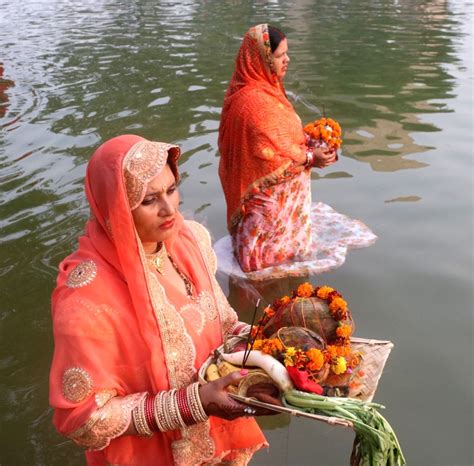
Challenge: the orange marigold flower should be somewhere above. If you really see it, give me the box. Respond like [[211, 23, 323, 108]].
[[260, 339, 280, 355], [336, 345, 352, 357], [280, 295, 291, 305], [316, 285, 334, 300], [296, 282, 313, 298], [336, 324, 352, 339], [326, 345, 338, 358], [273, 339, 284, 352], [329, 296, 348, 312], [252, 339, 264, 350], [306, 348, 324, 371]]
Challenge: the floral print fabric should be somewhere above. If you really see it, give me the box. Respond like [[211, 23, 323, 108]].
[[215, 181, 377, 281], [233, 171, 312, 272]]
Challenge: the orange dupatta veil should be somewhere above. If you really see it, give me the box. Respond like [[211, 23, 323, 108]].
[[218, 24, 308, 232], [49, 135, 265, 465]]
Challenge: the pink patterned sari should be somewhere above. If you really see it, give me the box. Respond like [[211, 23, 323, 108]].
[[233, 171, 312, 272]]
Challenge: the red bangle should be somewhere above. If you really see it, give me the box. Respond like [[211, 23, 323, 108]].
[[145, 394, 158, 432], [176, 388, 194, 425]]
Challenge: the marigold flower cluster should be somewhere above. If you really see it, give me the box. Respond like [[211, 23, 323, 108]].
[[327, 344, 361, 371], [284, 346, 325, 373], [336, 324, 352, 339], [250, 283, 359, 379], [252, 338, 284, 355], [296, 283, 313, 298], [304, 117, 343, 150]]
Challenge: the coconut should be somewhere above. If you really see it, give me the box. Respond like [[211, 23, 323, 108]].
[[263, 296, 351, 343]]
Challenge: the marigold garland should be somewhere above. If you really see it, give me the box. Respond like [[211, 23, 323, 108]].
[[251, 282, 361, 380], [253, 337, 326, 375], [304, 117, 343, 150]]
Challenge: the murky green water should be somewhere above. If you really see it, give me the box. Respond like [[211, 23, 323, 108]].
[[1, 1, 472, 464]]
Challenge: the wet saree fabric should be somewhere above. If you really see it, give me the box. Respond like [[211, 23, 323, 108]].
[[215, 201, 378, 281], [49, 135, 266, 465]]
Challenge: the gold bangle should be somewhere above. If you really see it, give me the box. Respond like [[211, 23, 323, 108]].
[[163, 390, 176, 431], [170, 390, 187, 429], [154, 389, 184, 432], [187, 383, 208, 423], [153, 391, 168, 431]]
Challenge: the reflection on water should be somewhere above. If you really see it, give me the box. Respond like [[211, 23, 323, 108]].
[[346, 118, 431, 172], [0, 63, 15, 120], [385, 195, 422, 204], [0, 0, 472, 464]]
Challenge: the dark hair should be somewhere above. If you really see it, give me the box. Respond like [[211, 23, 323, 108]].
[[268, 26, 286, 53]]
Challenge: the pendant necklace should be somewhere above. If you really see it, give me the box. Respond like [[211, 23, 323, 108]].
[[146, 243, 167, 275]]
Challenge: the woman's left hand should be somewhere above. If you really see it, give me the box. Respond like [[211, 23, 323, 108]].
[[199, 372, 278, 419], [312, 146, 338, 168]]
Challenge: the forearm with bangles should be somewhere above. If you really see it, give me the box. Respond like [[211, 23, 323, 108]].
[[230, 321, 251, 336], [305, 149, 314, 168], [132, 382, 208, 436]]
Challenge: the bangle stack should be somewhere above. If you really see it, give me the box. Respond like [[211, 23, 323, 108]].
[[132, 395, 154, 437], [230, 321, 250, 336], [132, 383, 208, 436], [305, 149, 314, 168]]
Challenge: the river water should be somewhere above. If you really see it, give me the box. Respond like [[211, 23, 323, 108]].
[[0, 1, 472, 465]]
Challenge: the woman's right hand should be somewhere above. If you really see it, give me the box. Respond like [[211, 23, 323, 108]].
[[199, 372, 276, 420]]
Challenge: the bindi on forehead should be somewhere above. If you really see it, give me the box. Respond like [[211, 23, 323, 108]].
[[145, 167, 176, 194]]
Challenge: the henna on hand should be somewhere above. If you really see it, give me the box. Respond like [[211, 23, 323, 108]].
[[205, 401, 248, 420]]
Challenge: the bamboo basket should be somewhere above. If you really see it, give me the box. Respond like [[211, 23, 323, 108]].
[[348, 337, 393, 402], [198, 336, 393, 424]]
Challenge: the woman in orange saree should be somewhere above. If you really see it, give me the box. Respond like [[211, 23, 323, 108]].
[[218, 25, 376, 281], [49, 135, 267, 465]]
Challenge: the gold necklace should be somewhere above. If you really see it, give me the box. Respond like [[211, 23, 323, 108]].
[[146, 243, 167, 275], [168, 254, 194, 299]]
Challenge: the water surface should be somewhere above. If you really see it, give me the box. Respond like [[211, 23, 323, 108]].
[[0, 1, 472, 464]]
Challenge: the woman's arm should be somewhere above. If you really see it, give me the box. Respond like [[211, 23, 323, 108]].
[[288, 146, 338, 175], [306, 145, 338, 169], [71, 372, 268, 448]]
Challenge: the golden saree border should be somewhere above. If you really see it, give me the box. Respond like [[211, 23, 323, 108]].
[[139, 231, 215, 464], [68, 392, 145, 450], [186, 221, 238, 337]]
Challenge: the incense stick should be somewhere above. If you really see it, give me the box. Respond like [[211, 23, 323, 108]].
[[241, 298, 260, 369]]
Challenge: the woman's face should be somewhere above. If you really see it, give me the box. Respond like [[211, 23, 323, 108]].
[[272, 38, 290, 78], [131, 164, 180, 250]]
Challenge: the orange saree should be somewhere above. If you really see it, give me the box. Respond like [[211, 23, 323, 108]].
[[218, 24, 309, 233], [49, 135, 266, 465]]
